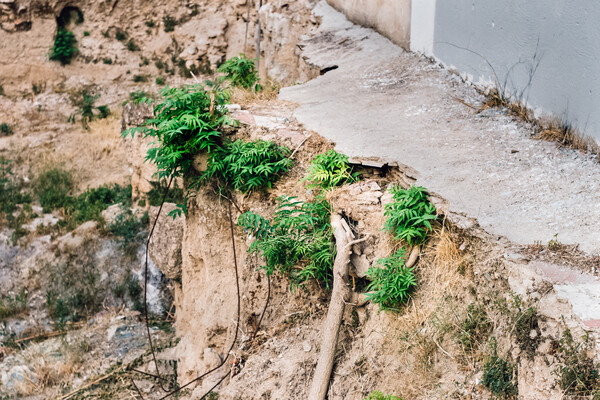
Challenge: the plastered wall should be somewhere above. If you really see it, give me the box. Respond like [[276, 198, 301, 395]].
[[325, 0, 411, 49]]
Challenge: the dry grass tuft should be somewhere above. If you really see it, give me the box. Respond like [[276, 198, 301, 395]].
[[230, 78, 281, 105]]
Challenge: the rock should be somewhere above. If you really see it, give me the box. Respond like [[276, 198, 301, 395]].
[[148, 203, 184, 281], [101, 204, 123, 226], [350, 254, 370, 278], [302, 341, 312, 352], [203, 347, 222, 370], [120, 102, 153, 131], [55, 221, 98, 252]]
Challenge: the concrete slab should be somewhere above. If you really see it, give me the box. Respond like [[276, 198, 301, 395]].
[[281, 1, 600, 255]]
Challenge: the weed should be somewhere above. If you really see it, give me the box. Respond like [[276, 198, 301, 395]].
[[156, 76, 166, 85], [109, 207, 148, 257], [32, 82, 45, 94], [364, 391, 402, 400], [365, 249, 417, 311], [115, 29, 128, 41], [513, 306, 541, 358], [145, 20, 155, 28], [555, 327, 600, 397], [459, 303, 492, 352], [147, 179, 184, 206], [122, 83, 232, 216], [83, 30, 90, 36], [383, 185, 437, 246], [0, 158, 31, 226], [239, 196, 335, 288], [102, 57, 112, 64], [114, 273, 143, 310], [133, 74, 147, 82], [163, 15, 177, 32], [34, 168, 74, 211], [127, 39, 140, 52], [303, 150, 359, 190], [0, 289, 28, 321], [0, 122, 13, 136], [218, 54, 261, 90], [129, 90, 151, 102], [49, 28, 78, 65], [65, 184, 132, 226], [97, 105, 110, 119], [482, 351, 518, 398], [200, 139, 292, 193]]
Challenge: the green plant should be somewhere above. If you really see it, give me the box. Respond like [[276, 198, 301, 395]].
[[115, 29, 128, 41], [0, 122, 13, 136], [129, 90, 151, 102], [482, 348, 518, 398], [0, 158, 31, 217], [303, 150, 359, 190], [122, 83, 233, 217], [239, 196, 335, 288], [109, 208, 149, 255], [34, 168, 74, 211], [459, 303, 492, 352], [365, 249, 416, 311], [555, 328, 600, 397], [147, 179, 184, 206], [127, 39, 140, 52], [102, 57, 112, 65], [383, 185, 437, 246], [163, 15, 177, 32], [32, 82, 45, 94], [0, 289, 28, 321], [50, 28, 78, 65], [156, 76, 166, 85], [83, 30, 90, 36], [133, 74, 147, 82], [145, 20, 155, 28], [97, 105, 110, 119], [218, 54, 261, 90], [65, 184, 132, 226], [364, 391, 402, 400], [200, 139, 292, 193]]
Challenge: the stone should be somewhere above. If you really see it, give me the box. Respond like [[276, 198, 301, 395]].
[[350, 254, 370, 278], [148, 203, 185, 281]]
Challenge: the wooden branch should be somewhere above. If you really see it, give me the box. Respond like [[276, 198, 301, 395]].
[[309, 214, 354, 400], [289, 134, 312, 160]]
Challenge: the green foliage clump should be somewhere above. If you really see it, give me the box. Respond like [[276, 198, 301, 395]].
[[383, 185, 437, 245], [109, 208, 149, 257], [482, 351, 518, 398], [365, 249, 416, 311], [201, 140, 292, 193], [238, 196, 335, 288], [123, 84, 232, 180], [102, 57, 113, 64], [0, 290, 28, 321], [146, 180, 184, 206], [460, 303, 492, 352], [145, 20, 155, 28], [155, 76, 166, 85], [113, 273, 143, 312], [49, 28, 78, 65], [218, 54, 261, 90], [83, 31, 90, 36], [555, 328, 600, 397], [127, 39, 140, 52], [304, 150, 359, 190], [364, 391, 402, 400], [115, 29, 128, 41], [0, 123, 14, 136], [133, 74, 147, 82], [129, 90, 151, 102], [163, 15, 177, 32], [34, 168, 74, 211]]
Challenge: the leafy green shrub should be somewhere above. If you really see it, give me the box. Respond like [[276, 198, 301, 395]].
[[109, 208, 149, 256], [145, 20, 155, 28], [123, 84, 231, 180], [303, 150, 359, 190], [0, 290, 28, 321], [127, 39, 140, 52], [49, 28, 78, 65], [482, 351, 518, 398], [97, 105, 110, 119], [383, 185, 437, 245], [460, 303, 492, 352], [102, 57, 113, 65], [155, 76, 166, 85], [129, 90, 151, 102], [238, 196, 335, 288], [115, 29, 128, 41], [83, 31, 90, 36], [0, 122, 13, 136], [65, 184, 132, 225], [147, 179, 184, 206], [218, 54, 261, 90], [34, 168, 74, 211], [364, 391, 402, 400], [163, 16, 177, 32], [133, 74, 147, 82], [201, 140, 292, 193], [0, 158, 31, 217], [556, 328, 600, 397], [365, 249, 416, 311]]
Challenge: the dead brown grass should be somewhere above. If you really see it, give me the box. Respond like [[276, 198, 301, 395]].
[[230, 78, 281, 106]]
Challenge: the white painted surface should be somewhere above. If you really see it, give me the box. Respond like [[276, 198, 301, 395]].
[[409, 0, 436, 56]]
